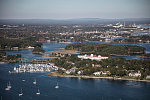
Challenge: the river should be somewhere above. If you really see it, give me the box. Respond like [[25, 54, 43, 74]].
[[0, 42, 150, 100]]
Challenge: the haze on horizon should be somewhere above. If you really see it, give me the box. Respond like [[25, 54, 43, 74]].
[[0, 0, 150, 19]]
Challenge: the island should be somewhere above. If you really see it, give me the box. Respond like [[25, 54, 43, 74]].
[[113, 35, 150, 43], [65, 43, 146, 56], [32, 47, 45, 54], [140, 53, 150, 59], [0, 51, 21, 63]]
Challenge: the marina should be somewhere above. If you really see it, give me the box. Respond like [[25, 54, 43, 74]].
[[10, 63, 58, 73]]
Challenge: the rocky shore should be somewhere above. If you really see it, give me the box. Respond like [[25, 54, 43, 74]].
[[46, 72, 150, 83]]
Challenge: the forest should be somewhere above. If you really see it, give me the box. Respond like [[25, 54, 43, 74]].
[[0, 37, 42, 50], [65, 43, 146, 56]]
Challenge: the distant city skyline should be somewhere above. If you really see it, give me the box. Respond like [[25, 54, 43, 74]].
[[0, 0, 150, 19]]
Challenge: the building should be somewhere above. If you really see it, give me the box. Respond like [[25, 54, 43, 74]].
[[77, 54, 108, 61], [77, 70, 83, 75], [93, 71, 102, 76], [28, 46, 34, 49], [11, 47, 19, 50], [93, 71, 110, 76], [146, 76, 150, 79], [128, 71, 141, 77], [66, 67, 77, 74]]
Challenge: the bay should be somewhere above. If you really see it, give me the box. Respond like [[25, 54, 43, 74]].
[[0, 42, 150, 100]]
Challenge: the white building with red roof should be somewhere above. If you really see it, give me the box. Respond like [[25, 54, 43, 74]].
[[77, 54, 108, 61]]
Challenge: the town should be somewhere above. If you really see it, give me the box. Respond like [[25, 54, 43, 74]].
[[0, 19, 150, 46]]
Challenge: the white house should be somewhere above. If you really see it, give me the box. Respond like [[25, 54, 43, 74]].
[[93, 71, 110, 76], [128, 71, 141, 77], [59, 68, 66, 71], [66, 70, 71, 74], [77, 54, 108, 61], [93, 71, 101, 76], [146, 75, 150, 79], [28, 46, 34, 49], [66, 67, 77, 74], [77, 70, 83, 75]]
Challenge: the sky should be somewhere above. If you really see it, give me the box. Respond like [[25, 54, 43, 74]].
[[0, 0, 150, 19]]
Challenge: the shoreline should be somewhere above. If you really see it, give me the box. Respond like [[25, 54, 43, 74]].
[[46, 72, 150, 83], [41, 50, 80, 55]]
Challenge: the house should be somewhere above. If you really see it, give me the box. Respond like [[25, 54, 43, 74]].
[[11, 47, 19, 50], [77, 70, 83, 75], [94, 64, 102, 67], [93, 71, 110, 76], [77, 54, 108, 61], [66, 70, 71, 74], [66, 67, 77, 74], [93, 71, 102, 76], [128, 71, 141, 77], [146, 75, 150, 79], [59, 68, 66, 71], [28, 46, 34, 49]]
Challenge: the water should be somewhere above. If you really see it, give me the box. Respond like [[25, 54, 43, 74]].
[[0, 42, 150, 100], [141, 24, 150, 28]]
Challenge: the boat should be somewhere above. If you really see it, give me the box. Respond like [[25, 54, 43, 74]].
[[19, 89, 23, 96], [8, 71, 11, 74], [5, 82, 11, 91], [36, 89, 40, 95], [33, 79, 36, 85], [55, 83, 59, 89], [7, 81, 11, 89], [5, 87, 10, 91]]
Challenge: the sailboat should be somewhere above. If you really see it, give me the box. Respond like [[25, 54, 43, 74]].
[[7, 81, 11, 89], [19, 89, 23, 96], [36, 88, 40, 95], [5, 83, 11, 91], [33, 79, 36, 85], [55, 82, 59, 89], [5, 87, 10, 91]]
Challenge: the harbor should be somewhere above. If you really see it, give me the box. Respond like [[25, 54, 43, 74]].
[[0, 42, 150, 100], [10, 63, 58, 73]]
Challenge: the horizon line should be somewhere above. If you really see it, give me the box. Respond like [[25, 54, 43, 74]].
[[0, 17, 150, 20]]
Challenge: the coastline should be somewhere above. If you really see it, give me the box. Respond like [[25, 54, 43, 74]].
[[46, 72, 150, 83]]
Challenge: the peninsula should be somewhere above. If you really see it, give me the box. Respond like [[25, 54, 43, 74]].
[[48, 43, 150, 81]]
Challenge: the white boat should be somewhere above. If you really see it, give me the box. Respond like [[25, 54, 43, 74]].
[[33, 79, 36, 85], [55, 83, 59, 89], [19, 89, 23, 96], [8, 71, 11, 74], [5, 87, 10, 91], [7, 81, 11, 89], [36, 89, 40, 95], [5, 82, 11, 91]]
